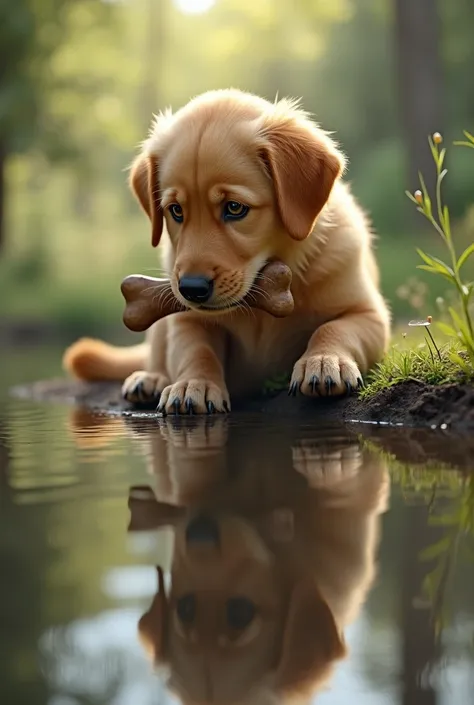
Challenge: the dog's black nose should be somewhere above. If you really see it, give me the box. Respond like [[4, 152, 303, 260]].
[[185, 515, 220, 546], [178, 276, 214, 304]]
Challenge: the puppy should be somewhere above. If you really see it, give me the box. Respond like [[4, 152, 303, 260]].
[[127, 418, 389, 703], [64, 89, 390, 413]]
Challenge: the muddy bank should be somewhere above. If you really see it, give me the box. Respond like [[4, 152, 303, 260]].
[[346, 380, 474, 431], [10, 376, 474, 431]]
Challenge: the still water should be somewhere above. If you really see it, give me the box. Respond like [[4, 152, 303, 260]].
[[0, 346, 473, 705]]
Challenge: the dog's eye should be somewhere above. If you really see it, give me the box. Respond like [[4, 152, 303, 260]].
[[169, 203, 184, 223], [223, 201, 249, 221], [176, 594, 196, 624], [226, 597, 256, 630]]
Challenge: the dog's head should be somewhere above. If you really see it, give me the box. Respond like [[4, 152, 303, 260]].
[[129, 89, 346, 313], [137, 512, 346, 705]]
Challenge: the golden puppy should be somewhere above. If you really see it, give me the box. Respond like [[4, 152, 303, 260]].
[[64, 89, 390, 413], [127, 419, 390, 703]]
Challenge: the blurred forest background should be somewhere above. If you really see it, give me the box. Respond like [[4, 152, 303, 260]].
[[1, 0, 474, 341]]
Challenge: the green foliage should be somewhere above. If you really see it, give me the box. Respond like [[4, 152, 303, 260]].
[[360, 339, 473, 400], [1, 0, 474, 326], [364, 436, 474, 632], [406, 131, 474, 368], [399, 466, 474, 634], [0, 0, 121, 164], [261, 372, 291, 396]]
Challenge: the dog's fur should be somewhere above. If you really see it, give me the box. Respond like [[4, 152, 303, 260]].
[[123, 417, 389, 704], [63, 89, 390, 412]]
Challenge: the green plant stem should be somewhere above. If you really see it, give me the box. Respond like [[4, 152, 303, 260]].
[[430, 147, 474, 344]]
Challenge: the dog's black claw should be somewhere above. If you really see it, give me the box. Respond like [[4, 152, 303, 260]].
[[172, 397, 181, 415], [185, 398, 195, 415], [357, 377, 365, 389], [207, 401, 216, 414], [223, 400, 230, 413], [288, 381, 298, 397], [345, 381, 353, 396], [325, 376, 335, 395], [157, 403, 166, 416], [310, 375, 320, 394]]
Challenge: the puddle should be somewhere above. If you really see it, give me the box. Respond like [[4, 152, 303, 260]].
[[0, 385, 473, 704], [0, 346, 473, 704]]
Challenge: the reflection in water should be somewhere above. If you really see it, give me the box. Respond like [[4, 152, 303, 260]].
[[125, 416, 389, 703], [0, 395, 473, 705]]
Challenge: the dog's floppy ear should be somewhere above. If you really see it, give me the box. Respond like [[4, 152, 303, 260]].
[[130, 153, 163, 248], [276, 579, 346, 694], [258, 114, 345, 241], [137, 566, 168, 663]]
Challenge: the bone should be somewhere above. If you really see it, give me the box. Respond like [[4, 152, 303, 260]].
[[121, 260, 294, 332]]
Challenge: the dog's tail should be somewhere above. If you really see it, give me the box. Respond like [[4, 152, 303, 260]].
[[63, 338, 148, 381]]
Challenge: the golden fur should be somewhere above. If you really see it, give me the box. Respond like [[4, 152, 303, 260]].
[[63, 88, 391, 412]]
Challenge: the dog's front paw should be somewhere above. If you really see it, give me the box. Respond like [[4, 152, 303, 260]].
[[289, 354, 363, 397], [157, 379, 231, 415], [292, 439, 362, 486], [122, 371, 170, 403]]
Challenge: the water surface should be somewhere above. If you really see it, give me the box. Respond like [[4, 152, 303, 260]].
[[0, 346, 473, 704]]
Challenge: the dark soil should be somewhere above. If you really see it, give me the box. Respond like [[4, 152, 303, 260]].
[[9, 376, 474, 431], [346, 380, 474, 430]]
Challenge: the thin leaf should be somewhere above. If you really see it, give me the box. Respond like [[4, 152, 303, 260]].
[[418, 172, 432, 217], [417, 249, 439, 267], [417, 265, 454, 282], [430, 514, 458, 527], [405, 190, 418, 204], [449, 307, 474, 349], [428, 135, 438, 165], [436, 322, 457, 337], [443, 205, 451, 241], [453, 141, 474, 149], [438, 149, 446, 170], [449, 351, 472, 375], [416, 249, 455, 276], [457, 243, 474, 272], [420, 537, 450, 562], [463, 129, 474, 143]]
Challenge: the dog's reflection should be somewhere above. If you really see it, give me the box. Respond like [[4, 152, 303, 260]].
[[125, 417, 389, 704]]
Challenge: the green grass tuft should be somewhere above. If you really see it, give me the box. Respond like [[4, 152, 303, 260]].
[[360, 339, 474, 400]]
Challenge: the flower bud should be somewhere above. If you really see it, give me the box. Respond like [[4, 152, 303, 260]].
[[414, 190, 423, 203], [433, 132, 443, 144]]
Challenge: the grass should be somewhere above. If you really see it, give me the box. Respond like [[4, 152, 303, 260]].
[[360, 338, 474, 400], [361, 129, 474, 400]]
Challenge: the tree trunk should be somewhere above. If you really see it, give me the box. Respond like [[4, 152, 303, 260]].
[[394, 0, 444, 199], [402, 505, 441, 705], [139, 0, 165, 133], [0, 141, 5, 255]]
